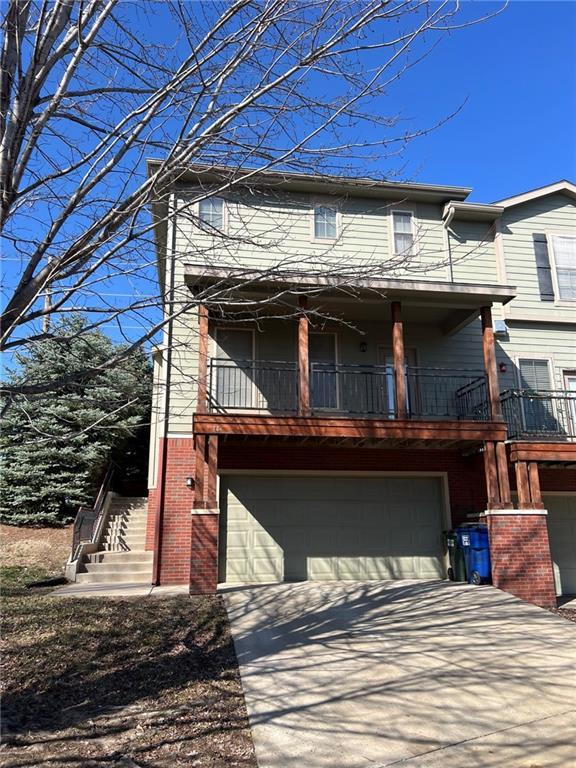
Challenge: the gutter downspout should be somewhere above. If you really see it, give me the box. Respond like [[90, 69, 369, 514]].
[[444, 205, 455, 283], [152, 193, 177, 586]]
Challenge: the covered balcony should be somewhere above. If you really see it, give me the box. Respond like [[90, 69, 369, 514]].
[[190, 270, 516, 449]]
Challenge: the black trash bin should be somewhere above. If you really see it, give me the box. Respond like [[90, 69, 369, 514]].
[[445, 530, 467, 582]]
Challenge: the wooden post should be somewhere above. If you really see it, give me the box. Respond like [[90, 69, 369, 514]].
[[515, 460, 531, 509], [207, 434, 219, 508], [391, 301, 407, 419], [495, 441, 513, 508], [193, 433, 207, 509], [197, 304, 209, 414], [483, 441, 501, 508], [298, 296, 310, 416], [528, 461, 544, 509], [480, 306, 502, 420]]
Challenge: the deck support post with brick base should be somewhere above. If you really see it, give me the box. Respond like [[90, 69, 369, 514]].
[[391, 301, 407, 419], [483, 441, 512, 509]]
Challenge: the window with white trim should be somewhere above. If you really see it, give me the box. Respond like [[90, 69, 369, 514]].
[[392, 211, 414, 256], [198, 196, 224, 231], [551, 235, 576, 300], [313, 205, 337, 239]]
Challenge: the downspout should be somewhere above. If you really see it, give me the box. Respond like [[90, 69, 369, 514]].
[[152, 193, 177, 586], [444, 205, 455, 283]]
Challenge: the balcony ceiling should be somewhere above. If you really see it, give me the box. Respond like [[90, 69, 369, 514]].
[[185, 264, 516, 334]]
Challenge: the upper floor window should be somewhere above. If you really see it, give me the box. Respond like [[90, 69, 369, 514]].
[[313, 204, 337, 239], [392, 211, 414, 256], [198, 196, 224, 231], [551, 235, 576, 300]]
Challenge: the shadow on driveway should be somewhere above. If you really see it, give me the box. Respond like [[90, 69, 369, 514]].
[[223, 580, 576, 768]]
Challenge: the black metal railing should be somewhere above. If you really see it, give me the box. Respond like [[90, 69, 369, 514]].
[[71, 463, 116, 558], [501, 389, 576, 439], [209, 358, 299, 413], [208, 358, 489, 421]]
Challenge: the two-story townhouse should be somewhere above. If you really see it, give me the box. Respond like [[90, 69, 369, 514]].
[[73, 167, 575, 608]]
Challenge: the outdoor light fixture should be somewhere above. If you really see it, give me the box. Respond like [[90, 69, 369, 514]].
[[186, 477, 194, 488], [359, 341, 368, 353], [499, 363, 507, 373]]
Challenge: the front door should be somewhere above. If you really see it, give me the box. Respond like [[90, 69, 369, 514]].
[[378, 347, 416, 417], [310, 333, 338, 409]]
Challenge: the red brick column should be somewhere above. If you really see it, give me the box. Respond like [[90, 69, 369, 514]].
[[190, 511, 219, 594], [145, 436, 220, 589], [485, 511, 556, 608]]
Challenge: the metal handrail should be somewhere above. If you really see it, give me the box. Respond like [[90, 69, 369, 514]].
[[71, 463, 116, 560], [501, 388, 576, 439], [208, 358, 490, 420]]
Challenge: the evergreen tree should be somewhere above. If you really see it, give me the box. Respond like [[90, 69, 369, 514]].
[[0, 318, 152, 525]]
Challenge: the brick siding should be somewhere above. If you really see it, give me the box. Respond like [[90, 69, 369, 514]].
[[486, 513, 557, 608], [147, 438, 575, 605]]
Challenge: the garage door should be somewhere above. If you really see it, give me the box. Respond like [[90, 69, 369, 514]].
[[545, 495, 576, 596], [220, 475, 446, 584]]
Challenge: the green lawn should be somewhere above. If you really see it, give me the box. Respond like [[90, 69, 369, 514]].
[[1, 566, 256, 768]]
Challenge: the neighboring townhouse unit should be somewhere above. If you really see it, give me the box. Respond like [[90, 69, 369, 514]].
[[144, 167, 575, 608]]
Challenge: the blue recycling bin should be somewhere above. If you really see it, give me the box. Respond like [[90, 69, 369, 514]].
[[456, 524, 492, 585]]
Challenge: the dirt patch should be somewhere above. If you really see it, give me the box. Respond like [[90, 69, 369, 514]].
[[0, 524, 72, 574], [1, 567, 257, 768]]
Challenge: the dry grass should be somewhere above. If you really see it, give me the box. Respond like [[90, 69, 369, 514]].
[[0, 523, 72, 573], [0, 530, 257, 768]]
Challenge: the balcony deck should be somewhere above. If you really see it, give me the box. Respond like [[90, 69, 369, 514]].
[[193, 412, 507, 448], [501, 389, 576, 465], [196, 360, 505, 447]]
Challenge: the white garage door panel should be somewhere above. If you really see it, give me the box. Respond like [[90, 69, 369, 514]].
[[221, 476, 445, 584], [545, 495, 576, 596]]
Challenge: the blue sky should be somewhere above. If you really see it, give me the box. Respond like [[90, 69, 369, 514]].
[[390, 1, 576, 201], [2, 0, 574, 359]]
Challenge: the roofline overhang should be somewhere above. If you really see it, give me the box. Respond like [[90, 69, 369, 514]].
[[146, 158, 472, 204], [493, 180, 576, 208], [184, 263, 516, 306]]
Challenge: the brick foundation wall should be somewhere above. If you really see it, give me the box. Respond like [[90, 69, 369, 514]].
[[146, 438, 195, 585], [486, 513, 556, 608], [147, 439, 575, 598], [190, 513, 219, 593]]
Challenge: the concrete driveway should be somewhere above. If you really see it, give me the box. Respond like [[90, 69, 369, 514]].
[[223, 581, 576, 768]]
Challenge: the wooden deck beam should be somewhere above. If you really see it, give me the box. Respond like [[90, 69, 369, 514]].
[[509, 441, 576, 463], [194, 413, 507, 443]]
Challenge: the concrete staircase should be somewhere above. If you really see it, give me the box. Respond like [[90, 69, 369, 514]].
[[76, 496, 153, 584]]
